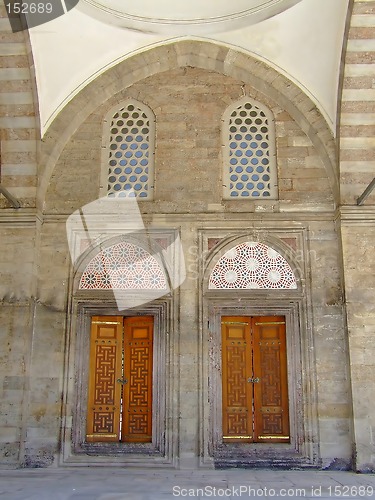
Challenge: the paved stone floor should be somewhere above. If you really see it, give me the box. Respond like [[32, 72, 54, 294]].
[[0, 468, 374, 500]]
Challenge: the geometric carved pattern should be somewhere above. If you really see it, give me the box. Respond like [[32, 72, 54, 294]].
[[222, 316, 290, 443], [86, 318, 122, 442], [79, 241, 167, 290], [222, 319, 253, 441], [128, 413, 149, 435], [227, 413, 248, 436], [122, 317, 153, 442], [226, 346, 247, 408], [253, 317, 290, 441], [129, 347, 151, 407], [93, 411, 114, 434], [87, 316, 154, 443], [94, 345, 116, 405], [261, 414, 283, 435], [260, 346, 281, 407], [209, 241, 297, 289]]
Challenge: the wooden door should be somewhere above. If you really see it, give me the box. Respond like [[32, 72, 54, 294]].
[[86, 316, 123, 442], [221, 317, 253, 442], [122, 316, 153, 442], [221, 316, 289, 443], [252, 316, 290, 442], [86, 315, 153, 443]]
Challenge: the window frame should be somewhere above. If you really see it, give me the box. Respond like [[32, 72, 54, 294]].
[[100, 99, 155, 200], [221, 96, 278, 200]]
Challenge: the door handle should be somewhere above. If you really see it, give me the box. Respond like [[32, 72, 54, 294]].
[[247, 377, 260, 383], [117, 378, 128, 384]]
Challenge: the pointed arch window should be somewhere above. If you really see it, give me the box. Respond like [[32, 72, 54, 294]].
[[222, 98, 277, 199], [101, 99, 155, 199]]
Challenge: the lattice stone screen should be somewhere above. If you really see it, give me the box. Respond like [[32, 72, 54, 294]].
[[222, 98, 277, 199], [101, 100, 155, 199], [79, 241, 167, 290], [209, 242, 297, 289]]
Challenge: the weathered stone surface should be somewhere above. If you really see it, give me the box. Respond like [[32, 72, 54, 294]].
[[0, 17, 373, 471]]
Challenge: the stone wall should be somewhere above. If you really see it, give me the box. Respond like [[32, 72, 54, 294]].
[[24, 63, 350, 468], [340, 222, 375, 472], [22, 221, 69, 467], [44, 67, 333, 214], [339, 0, 375, 472], [0, 5, 38, 208], [0, 219, 36, 465], [0, 10, 39, 466], [309, 220, 352, 468], [0, 33, 362, 469]]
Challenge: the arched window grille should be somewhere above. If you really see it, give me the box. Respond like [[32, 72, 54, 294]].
[[222, 98, 277, 199], [209, 241, 297, 289], [79, 241, 167, 290], [101, 99, 155, 199]]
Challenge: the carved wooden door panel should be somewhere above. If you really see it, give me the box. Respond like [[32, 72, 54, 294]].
[[222, 317, 253, 442], [221, 316, 289, 443], [86, 316, 123, 442], [253, 316, 290, 443], [86, 315, 153, 443], [122, 316, 153, 442]]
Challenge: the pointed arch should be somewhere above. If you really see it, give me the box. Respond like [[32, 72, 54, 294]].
[[40, 39, 337, 209]]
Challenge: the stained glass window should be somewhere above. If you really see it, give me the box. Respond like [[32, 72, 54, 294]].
[[222, 98, 277, 199], [209, 242, 297, 289]]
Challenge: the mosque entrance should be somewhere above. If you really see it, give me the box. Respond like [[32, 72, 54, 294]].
[[221, 315, 290, 443], [85, 315, 154, 443]]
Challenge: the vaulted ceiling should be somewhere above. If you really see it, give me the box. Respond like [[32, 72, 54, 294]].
[[28, 0, 349, 134]]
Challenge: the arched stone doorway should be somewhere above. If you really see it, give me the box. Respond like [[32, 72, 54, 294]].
[[61, 234, 179, 467], [200, 235, 319, 468]]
